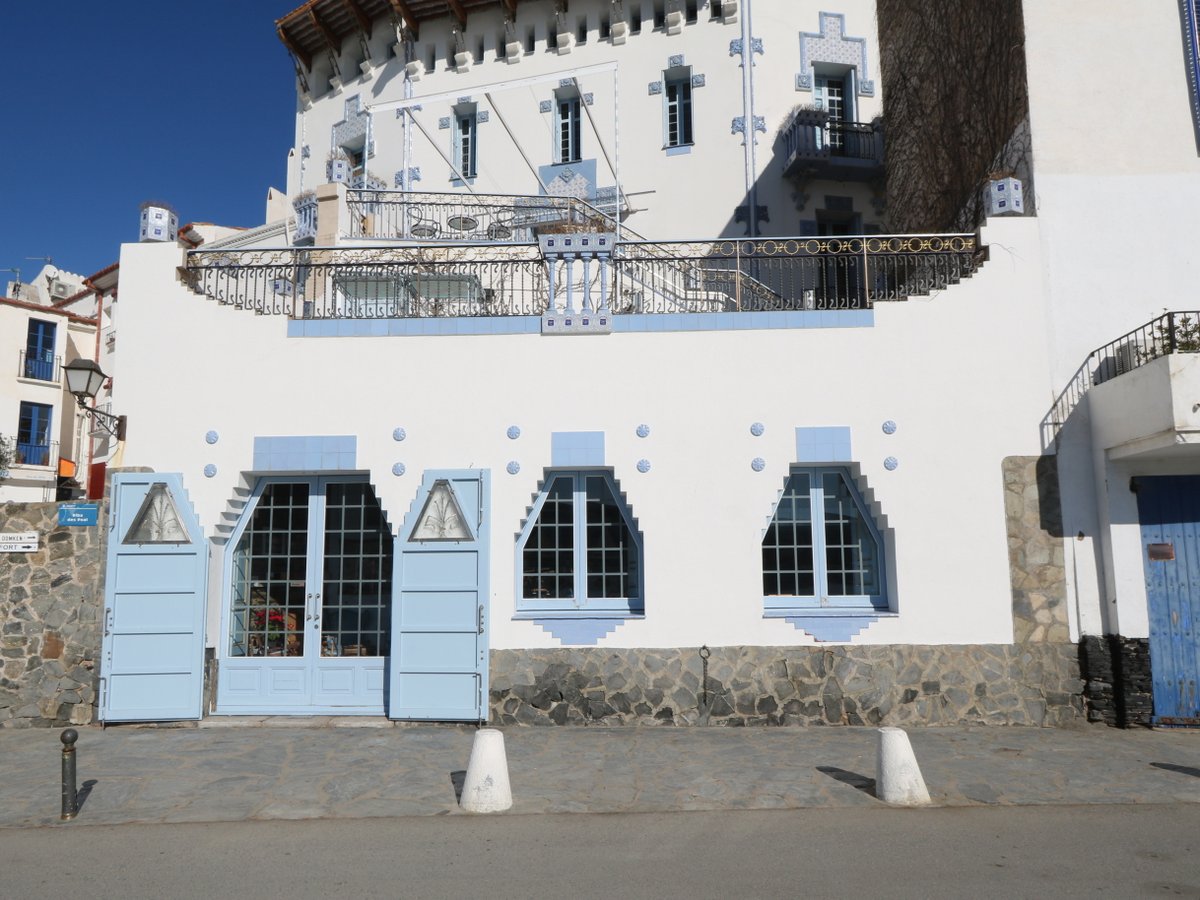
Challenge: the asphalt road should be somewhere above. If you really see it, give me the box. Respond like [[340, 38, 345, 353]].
[[3, 804, 1198, 899]]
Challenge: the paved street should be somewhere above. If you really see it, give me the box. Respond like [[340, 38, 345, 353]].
[[3, 805, 1200, 899], [2, 720, 1200, 828]]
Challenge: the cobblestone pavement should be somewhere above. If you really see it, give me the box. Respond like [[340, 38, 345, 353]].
[[2, 720, 1200, 828]]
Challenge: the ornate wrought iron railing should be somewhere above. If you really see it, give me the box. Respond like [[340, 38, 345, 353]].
[[782, 109, 884, 166], [181, 234, 982, 319]]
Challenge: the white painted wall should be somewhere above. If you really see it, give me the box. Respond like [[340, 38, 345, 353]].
[[115, 215, 1047, 652]]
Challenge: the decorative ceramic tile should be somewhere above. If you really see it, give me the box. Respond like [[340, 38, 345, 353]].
[[637, 459, 651, 473], [751, 457, 766, 472], [636, 424, 650, 438], [205, 430, 219, 445], [507, 460, 521, 475], [751, 422, 765, 437], [392, 462, 406, 476], [882, 420, 897, 435], [392, 427, 407, 441], [507, 425, 521, 440], [884, 456, 899, 471], [203, 464, 217, 478]]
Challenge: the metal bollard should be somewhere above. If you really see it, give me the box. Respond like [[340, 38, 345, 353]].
[[60, 728, 78, 821]]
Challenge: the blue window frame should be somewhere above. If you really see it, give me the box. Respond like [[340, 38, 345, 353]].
[[517, 471, 642, 614], [453, 104, 477, 180], [17, 401, 52, 466], [762, 467, 886, 611], [23, 319, 56, 381], [665, 76, 693, 147], [556, 93, 582, 163]]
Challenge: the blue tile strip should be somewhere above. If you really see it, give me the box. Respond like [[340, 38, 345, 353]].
[[534, 618, 625, 645], [253, 435, 357, 471], [784, 615, 879, 642], [286, 310, 873, 339], [551, 431, 605, 467], [795, 426, 852, 463]]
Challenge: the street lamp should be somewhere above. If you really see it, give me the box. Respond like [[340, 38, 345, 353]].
[[62, 359, 126, 440]]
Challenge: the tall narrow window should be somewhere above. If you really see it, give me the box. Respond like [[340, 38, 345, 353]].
[[454, 104, 478, 179], [665, 76, 693, 147], [517, 471, 642, 613], [16, 401, 52, 466], [815, 74, 851, 152], [762, 467, 885, 611], [556, 93, 582, 163], [23, 319, 56, 381]]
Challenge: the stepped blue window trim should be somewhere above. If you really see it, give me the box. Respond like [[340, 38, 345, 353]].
[[16, 401, 52, 466], [532, 617, 626, 645], [551, 431, 604, 467], [253, 435, 356, 472], [516, 470, 643, 616], [784, 613, 882, 642], [23, 319, 56, 381], [762, 467, 887, 613], [796, 426, 852, 462]]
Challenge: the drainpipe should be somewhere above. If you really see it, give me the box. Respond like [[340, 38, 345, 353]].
[[738, 0, 758, 236]]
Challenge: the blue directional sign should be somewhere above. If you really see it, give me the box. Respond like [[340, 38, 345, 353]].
[[58, 503, 99, 527]]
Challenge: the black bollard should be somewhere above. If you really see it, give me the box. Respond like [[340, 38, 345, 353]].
[[60, 728, 78, 821]]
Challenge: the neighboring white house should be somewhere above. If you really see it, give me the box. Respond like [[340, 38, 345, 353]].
[[0, 264, 111, 502], [92, 0, 1200, 728]]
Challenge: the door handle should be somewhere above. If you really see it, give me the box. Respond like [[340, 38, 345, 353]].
[[306, 593, 314, 620], [312, 592, 321, 629], [477, 604, 485, 635], [103, 607, 114, 637]]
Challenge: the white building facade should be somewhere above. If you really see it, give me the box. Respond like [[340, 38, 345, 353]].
[[89, 0, 1200, 727]]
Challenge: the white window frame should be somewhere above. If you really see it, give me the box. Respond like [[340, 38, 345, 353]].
[[452, 103, 478, 181], [663, 67, 694, 148], [555, 90, 582, 164], [762, 466, 887, 613], [516, 470, 643, 615]]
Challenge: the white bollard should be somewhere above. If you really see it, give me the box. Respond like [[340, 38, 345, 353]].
[[460, 728, 513, 813], [876, 726, 931, 806]]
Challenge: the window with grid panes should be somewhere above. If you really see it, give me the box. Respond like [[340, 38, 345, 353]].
[[556, 93, 582, 163], [762, 468, 885, 611], [453, 104, 477, 179], [665, 76, 693, 147], [518, 471, 642, 613]]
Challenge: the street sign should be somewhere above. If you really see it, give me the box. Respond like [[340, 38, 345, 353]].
[[0, 532, 38, 553], [58, 503, 99, 527]]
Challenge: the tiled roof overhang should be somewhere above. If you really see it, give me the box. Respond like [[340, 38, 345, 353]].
[[276, 0, 514, 69]]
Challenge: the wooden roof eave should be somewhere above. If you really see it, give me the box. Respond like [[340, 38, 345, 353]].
[[277, 25, 313, 70], [388, 0, 420, 38]]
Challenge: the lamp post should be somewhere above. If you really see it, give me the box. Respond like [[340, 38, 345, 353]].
[[62, 359, 126, 440]]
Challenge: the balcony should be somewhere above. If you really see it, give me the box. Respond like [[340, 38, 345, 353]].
[[781, 108, 884, 183], [18, 349, 61, 384], [14, 440, 57, 467], [1084, 312, 1200, 461], [182, 232, 983, 320]]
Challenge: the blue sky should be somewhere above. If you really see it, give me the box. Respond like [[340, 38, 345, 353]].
[[2, 2, 298, 282]]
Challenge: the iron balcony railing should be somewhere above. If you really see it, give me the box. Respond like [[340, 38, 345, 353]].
[[781, 108, 884, 177], [182, 234, 982, 319], [1089, 311, 1200, 386], [18, 349, 60, 383]]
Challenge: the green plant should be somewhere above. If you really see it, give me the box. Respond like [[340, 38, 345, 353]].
[[0, 434, 12, 476], [1153, 313, 1200, 355]]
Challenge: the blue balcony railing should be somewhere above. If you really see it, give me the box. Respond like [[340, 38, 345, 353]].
[[15, 440, 54, 467], [19, 350, 60, 383]]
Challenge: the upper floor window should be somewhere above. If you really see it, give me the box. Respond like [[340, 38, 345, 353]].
[[762, 467, 885, 611], [23, 319, 56, 382], [454, 103, 478, 180], [517, 471, 642, 614], [556, 91, 582, 163], [16, 401, 52, 466], [665, 72, 694, 147], [815, 71, 854, 152]]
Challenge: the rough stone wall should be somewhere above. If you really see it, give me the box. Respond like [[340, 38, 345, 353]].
[[0, 502, 106, 727], [1079, 635, 1153, 728], [1004, 455, 1070, 643], [490, 644, 1084, 727]]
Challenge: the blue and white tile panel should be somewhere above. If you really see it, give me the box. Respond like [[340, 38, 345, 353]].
[[253, 435, 357, 471]]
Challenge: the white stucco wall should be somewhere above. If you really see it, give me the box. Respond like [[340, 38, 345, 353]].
[[115, 215, 1048, 653]]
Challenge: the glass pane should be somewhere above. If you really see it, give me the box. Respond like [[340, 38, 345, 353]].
[[762, 473, 815, 596], [822, 472, 880, 597], [583, 476, 638, 600], [321, 482, 394, 657], [229, 483, 309, 658], [522, 476, 574, 600]]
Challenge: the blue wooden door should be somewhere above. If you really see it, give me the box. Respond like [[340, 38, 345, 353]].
[[101, 473, 209, 722], [1135, 475, 1200, 724], [389, 470, 489, 721]]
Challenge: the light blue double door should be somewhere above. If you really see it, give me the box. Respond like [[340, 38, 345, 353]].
[[217, 472, 488, 718]]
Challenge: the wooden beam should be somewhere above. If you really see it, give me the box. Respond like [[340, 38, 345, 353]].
[[342, 0, 373, 35], [277, 25, 313, 70], [501, 0, 518, 18], [445, 0, 468, 30], [387, 0, 420, 39], [309, 7, 342, 55]]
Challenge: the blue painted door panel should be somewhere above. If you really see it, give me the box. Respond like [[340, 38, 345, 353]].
[[101, 474, 208, 722], [390, 470, 489, 721], [1136, 475, 1200, 722]]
